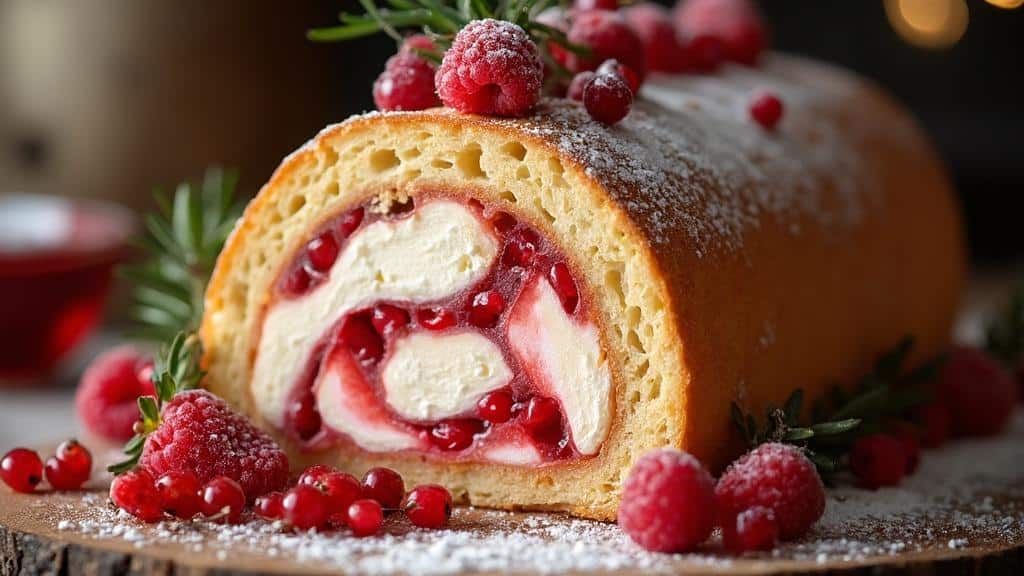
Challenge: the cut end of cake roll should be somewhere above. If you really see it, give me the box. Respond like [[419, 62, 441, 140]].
[[200, 55, 964, 520]]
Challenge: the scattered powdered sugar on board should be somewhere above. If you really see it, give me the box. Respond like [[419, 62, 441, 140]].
[[18, 410, 1024, 575]]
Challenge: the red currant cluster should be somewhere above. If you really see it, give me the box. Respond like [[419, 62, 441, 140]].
[[109, 462, 452, 536], [1, 440, 93, 494], [371, 0, 784, 128], [617, 443, 824, 555]]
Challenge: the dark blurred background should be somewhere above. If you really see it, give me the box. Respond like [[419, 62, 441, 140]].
[[1, 0, 1022, 263]]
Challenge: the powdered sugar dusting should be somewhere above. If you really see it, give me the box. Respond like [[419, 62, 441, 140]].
[[19, 410, 1024, 574]]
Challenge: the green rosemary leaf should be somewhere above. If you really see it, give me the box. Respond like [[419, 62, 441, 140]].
[[902, 353, 946, 385], [874, 336, 913, 382], [783, 428, 815, 442], [810, 418, 861, 436], [155, 372, 175, 404], [384, 0, 418, 9], [119, 266, 192, 303], [830, 384, 889, 421], [308, 22, 383, 41], [107, 454, 141, 476], [134, 286, 193, 320], [144, 213, 187, 263], [805, 450, 839, 474], [133, 305, 181, 330], [471, 0, 494, 19]]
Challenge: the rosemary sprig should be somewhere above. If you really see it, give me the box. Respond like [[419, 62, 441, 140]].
[[732, 336, 943, 475], [985, 284, 1024, 367], [122, 167, 242, 343], [109, 168, 242, 474], [308, 0, 589, 77]]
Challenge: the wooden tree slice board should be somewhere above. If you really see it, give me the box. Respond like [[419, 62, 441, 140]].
[[3, 413, 1023, 576]]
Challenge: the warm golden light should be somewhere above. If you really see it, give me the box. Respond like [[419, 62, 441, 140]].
[[885, 0, 969, 49], [986, 0, 1024, 9]]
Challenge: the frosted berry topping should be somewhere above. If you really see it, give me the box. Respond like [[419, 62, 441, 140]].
[[583, 72, 633, 125], [749, 91, 784, 130], [140, 389, 290, 500], [76, 346, 156, 442], [850, 433, 907, 489], [562, 10, 646, 81], [618, 449, 716, 552], [374, 51, 442, 112], [674, 0, 767, 66], [436, 19, 543, 117], [936, 346, 1018, 437], [715, 442, 825, 541]]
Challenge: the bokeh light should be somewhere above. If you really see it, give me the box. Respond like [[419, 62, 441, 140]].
[[885, 0, 969, 49]]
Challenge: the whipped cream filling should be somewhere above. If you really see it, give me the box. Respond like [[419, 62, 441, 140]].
[[382, 331, 513, 422], [507, 277, 612, 455], [253, 201, 499, 427]]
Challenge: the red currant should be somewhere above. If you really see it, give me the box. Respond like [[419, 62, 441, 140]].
[[723, 506, 779, 553], [490, 211, 517, 233], [338, 314, 385, 363], [469, 290, 505, 327], [347, 499, 385, 537], [155, 471, 202, 520], [361, 467, 405, 509], [430, 419, 483, 451], [371, 304, 410, 335], [583, 72, 632, 125], [1, 448, 43, 493], [282, 484, 331, 531], [683, 34, 726, 72], [749, 91, 784, 130], [548, 263, 580, 313], [568, 71, 597, 102], [596, 59, 640, 94], [417, 307, 457, 331], [44, 440, 92, 491], [283, 265, 312, 295], [306, 232, 340, 272], [298, 464, 338, 487], [521, 397, 562, 441], [503, 229, 539, 267], [404, 484, 453, 529], [288, 391, 322, 441], [200, 476, 246, 524], [255, 491, 286, 520], [110, 469, 163, 523], [477, 389, 515, 424], [320, 472, 363, 525], [338, 208, 365, 238]]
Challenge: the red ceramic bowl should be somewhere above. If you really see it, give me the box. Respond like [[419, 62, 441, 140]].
[[0, 193, 134, 381]]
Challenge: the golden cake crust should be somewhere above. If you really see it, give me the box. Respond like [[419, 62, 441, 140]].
[[201, 54, 964, 520]]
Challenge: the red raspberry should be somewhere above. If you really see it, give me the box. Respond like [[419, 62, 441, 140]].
[[436, 19, 543, 117], [888, 422, 922, 474], [140, 390, 289, 500], [749, 91, 784, 130], [76, 346, 156, 442], [562, 10, 646, 81], [625, 3, 689, 73], [568, 71, 597, 101], [850, 434, 907, 489], [715, 443, 825, 541], [915, 402, 953, 448], [110, 469, 163, 523], [374, 52, 442, 112], [721, 506, 779, 553], [936, 346, 1018, 437], [618, 449, 716, 552], [404, 484, 453, 529], [583, 72, 633, 125], [674, 0, 767, 66]]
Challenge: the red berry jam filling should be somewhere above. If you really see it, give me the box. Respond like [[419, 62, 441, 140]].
[[270, 196, 603, 464]]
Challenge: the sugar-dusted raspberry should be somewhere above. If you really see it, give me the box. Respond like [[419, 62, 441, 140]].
[[721, 505, 779, 553], [583, 72, 633, 125], [625, 3, 689, 73], [618, 449, 716, 552], [76, 346, 156, 442], [140, 390, 289, 500], [562, 10, 646, 81], [435, 19, 543, 117], [715, 443, 825, 541], [936, 346, 1018, 437], [373, 52, 442, 112], [850, 433, 907, 489], [674, 0, 767, 66], [568, 71, 597, 101]]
